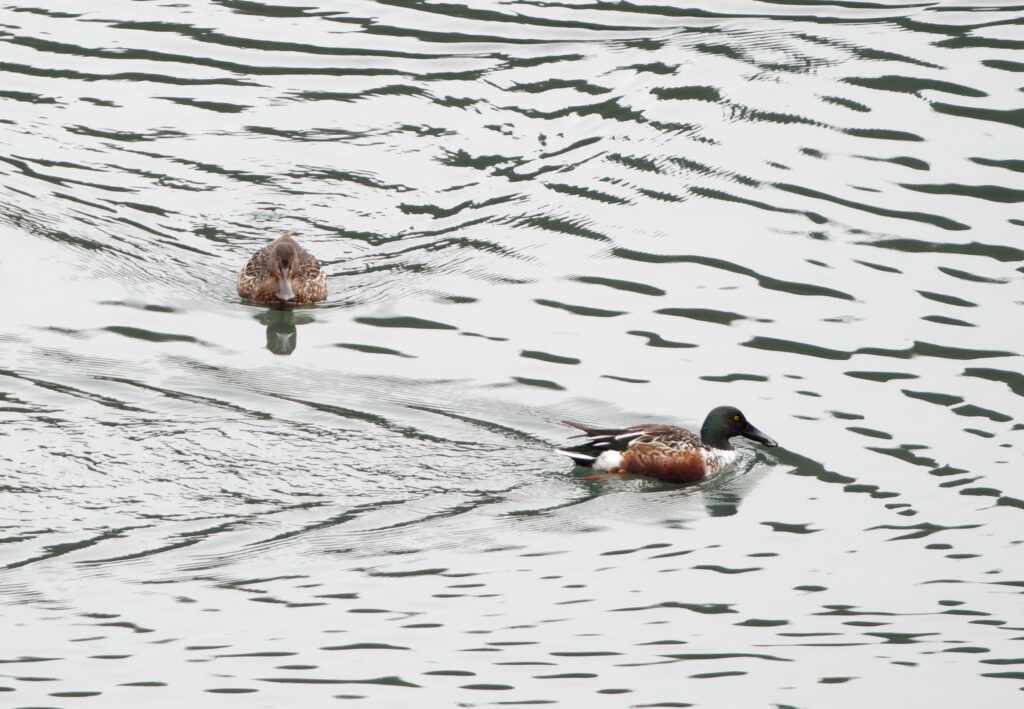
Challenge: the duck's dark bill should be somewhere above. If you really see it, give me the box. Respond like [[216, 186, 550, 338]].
[[742, 423, 778, 447]]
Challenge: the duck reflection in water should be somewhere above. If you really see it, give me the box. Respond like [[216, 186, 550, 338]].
[[255, 306, 317, 356]]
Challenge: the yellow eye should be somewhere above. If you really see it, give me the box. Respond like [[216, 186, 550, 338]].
[[734, 415, 741, 421]]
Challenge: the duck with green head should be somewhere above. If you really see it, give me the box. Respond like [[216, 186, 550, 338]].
[[237, 231, 327, 304], [558, 406, 778, 483]]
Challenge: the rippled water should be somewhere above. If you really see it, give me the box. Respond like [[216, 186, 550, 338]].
[[1, 0, 1022, 706]]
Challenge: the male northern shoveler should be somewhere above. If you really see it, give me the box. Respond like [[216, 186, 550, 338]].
[[557, 406, 778, 483], [237, 231, 327, 304]]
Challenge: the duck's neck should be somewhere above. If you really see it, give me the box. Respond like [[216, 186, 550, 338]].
[[700, 421, 734, 450]]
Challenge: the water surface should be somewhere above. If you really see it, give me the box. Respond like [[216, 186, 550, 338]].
[[1, 1, 1022, 707]]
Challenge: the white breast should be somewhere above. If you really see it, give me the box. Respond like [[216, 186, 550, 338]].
[[702, 447, 738, 472], [593, 450, 624, 472]]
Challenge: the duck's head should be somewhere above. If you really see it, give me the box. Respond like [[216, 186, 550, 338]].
[[269, 238, 298, 302], [701, 406, 778, 450]]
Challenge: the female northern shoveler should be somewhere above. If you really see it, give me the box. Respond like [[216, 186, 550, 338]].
[[558, 406, 778, 483], [237, 231, 327, 304]]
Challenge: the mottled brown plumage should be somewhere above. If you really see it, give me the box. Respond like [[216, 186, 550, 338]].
[[611, 424, 703, 449], [237, 231, 327, 304]]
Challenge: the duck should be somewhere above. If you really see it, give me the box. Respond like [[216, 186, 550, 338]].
[[557, 406, 777, 483], [237, 231, 327, 304]]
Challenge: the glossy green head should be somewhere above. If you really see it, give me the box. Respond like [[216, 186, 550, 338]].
[[700, 406, 778, 450]]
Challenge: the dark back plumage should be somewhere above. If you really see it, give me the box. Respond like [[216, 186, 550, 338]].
[[560, 421, 700, 458], [237, 232, 327, 304]]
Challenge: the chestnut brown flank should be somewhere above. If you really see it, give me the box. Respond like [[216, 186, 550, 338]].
[[620, 444, 707, 483]]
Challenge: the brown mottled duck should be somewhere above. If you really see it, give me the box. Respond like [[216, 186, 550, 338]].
[[236, 231, 327, 304]]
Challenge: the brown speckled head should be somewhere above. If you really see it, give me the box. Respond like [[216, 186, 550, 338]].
[[270, 238, 298, 301]]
